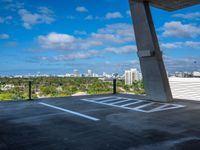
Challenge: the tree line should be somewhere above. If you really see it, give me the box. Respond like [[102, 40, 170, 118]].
[[0, 77, 144, 100]]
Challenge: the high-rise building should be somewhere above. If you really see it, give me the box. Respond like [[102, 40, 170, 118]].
[[88, 70, 92, 77], [73, 69, 80, 77], [125, 68, 139, 85], [103, 72, 106, 77]]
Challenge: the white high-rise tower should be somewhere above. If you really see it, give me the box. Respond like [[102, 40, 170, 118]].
[[125, 68, 139, 85]]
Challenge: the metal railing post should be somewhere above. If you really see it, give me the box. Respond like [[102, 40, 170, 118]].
[[113, 78, 117, 94], [28, 80, 32, 100]]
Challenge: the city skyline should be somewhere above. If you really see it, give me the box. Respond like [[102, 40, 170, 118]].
[[1, 67, 200, 79], [0, 0, 200, 75]]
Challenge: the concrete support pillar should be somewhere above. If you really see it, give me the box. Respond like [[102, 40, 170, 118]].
[[129, 0, 173, 102]]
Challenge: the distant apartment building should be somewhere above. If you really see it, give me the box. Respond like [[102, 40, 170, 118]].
[[87, 70, 92, 77], [125, 68, 140, 85], [102, 72, 112, 78], [103, 72, 106, 77], [73, 69, 80, 77]]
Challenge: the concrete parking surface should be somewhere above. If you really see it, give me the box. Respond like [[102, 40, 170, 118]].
[[0, 94, 200, 150]]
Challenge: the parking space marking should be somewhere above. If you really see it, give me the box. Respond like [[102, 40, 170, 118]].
[[109, 99, 133, 105], [121, 100, 143, 107], [38, 102, 100, 121], [82, 98, 143, 111], [88, 96, 115, 101], [133, 102, 155, 109], [150, 104, 185, 112], [81, 97, 185, 113], [99, 98, 122, 103]]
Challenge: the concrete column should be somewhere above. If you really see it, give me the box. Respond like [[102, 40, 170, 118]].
[[129, 0, 173, 102]]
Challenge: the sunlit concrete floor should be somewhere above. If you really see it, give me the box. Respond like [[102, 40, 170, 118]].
[[0, 94, 200, 150]]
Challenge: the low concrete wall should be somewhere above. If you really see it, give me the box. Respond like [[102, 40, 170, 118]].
[[169, 77, 200, 101]]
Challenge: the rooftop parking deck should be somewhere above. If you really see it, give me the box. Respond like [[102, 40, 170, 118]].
[[0, 94, 200, 150]]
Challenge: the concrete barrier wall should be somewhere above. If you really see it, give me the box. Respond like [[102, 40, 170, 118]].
[[169, 77, 200, 101]]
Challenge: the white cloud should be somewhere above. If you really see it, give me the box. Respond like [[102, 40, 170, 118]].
[[0, 34, 9, 39], [37, 23, 135, 51], [37, 32, 102, 51], [97, 23, 135, 43], [84, 15, 104, 21], [173, 12, 200, 20], [105, 45, 137, 54], [185, 41, 200, 49], [76, 6, 88, 12], [78, 40, 102, 49], [161, 41, 200, 50], [91, 33, 123, 44], [18, 7, 55, 29], [162, 21, 200, 38], [57, 51, 99, 60], [4, 2, 24, 11], [40, 50, 100, 61], [0, 16, 12, 23], [105, 12, 123, 19], [74, 30, 87, 35], [90, 25, 134, 44], [38, 32, 75, 50], [164, 56, 200, 72], [161, 42, 183, 49], [66, 16, 76, 20], [38, 6, 53, 14], [84, 15, 93, 20]]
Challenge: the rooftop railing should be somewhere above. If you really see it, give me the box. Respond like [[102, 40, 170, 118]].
[[0, 77, 144, 101]]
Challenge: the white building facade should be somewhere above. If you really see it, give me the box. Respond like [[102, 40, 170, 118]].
[[125, 68, 140, 85]]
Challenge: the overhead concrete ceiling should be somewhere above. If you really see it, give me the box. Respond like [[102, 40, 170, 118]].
[[138, 0, 200, 11]]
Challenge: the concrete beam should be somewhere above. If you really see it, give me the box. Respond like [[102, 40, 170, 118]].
[[135, 0, 200, 11], [129, 0, 173, 102]]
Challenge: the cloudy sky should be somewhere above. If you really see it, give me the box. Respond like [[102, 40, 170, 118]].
[[0, 0, 200, 75]]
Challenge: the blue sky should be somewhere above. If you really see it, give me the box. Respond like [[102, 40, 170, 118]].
[[0, 0, 200, 75]]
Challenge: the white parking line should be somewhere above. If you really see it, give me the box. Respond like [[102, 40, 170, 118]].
[[38, 102, 100, 121], [149, 104, 185, 112], [121, 100, 143, 107], [133, 102, 155, 110], [99, 98, 122, 103], [82, 99, 144, 111], [149, 104, 169, 112], [109, 99, 133, 105], [88, 96, 116, 101]]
